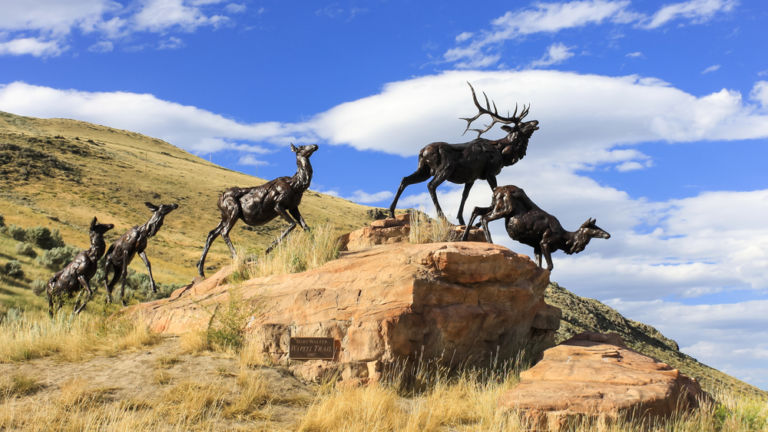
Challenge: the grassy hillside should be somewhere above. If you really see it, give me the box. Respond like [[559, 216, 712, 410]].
[[0, 110, 376, 291]]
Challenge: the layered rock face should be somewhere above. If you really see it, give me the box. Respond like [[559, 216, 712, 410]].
[[499, 332, 709, 429], [131, 239, 559, 382]]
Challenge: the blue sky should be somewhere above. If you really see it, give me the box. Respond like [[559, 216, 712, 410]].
[[2, 0, 768, 389]]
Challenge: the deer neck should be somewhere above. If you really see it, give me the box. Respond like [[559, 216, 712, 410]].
[[564, 229, 589, 255], [290, 156, 313, 191], [142, 214, 164, 238], [87, 232, 106, 261]]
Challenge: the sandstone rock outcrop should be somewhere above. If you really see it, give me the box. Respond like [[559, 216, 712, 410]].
[[130, 241, 559, 383], [499, 332, 709, 429]]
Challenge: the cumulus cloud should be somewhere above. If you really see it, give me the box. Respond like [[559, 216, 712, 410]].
[[347, 190, 394, 204], [133, 0, 228, 32], [445, 0, 737, 68], [529, 42, 575, 67], [237, 154, 268, 166], [0, 37, 64, 57], [750, 81, 768, 108]]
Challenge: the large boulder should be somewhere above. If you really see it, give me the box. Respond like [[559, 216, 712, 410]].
[[499, 332, 709, 429], [130, 241, 559, 383]]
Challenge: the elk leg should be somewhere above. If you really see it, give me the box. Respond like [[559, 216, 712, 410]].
[[265, 206, 297, 254], [289, 207, 310, 231], [389, 163, 430, 218], [119, 259, 129, 307], [456, 181, 475, 226], [139, 251, 156, 293], [198, 220, 225, 277], [74, 276, 92, 315], [540, 242, 554, 271], [462, 206, 490, 241], [427, 171, 448, 221]]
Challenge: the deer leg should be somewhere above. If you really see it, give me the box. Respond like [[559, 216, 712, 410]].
[[389, 163, 431, 218], [456, 181, 475, 226], [105, 261, 121, 304], [74, 276, 93, 315], [197, 220, 225, 277], [289, 208, 310, 231], [265, 206, 297, 254], [139, 251, 156, 293], [119, 259, 129, 307], [462, 206, 491, 241], [540, 242, 554, 271]]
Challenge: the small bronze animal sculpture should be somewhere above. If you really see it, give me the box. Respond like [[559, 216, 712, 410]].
[[47, 217, 114, 317], [197, 143, 318, 277], [462, 185, 610, 271], [103, 202, 179, 305], [389, 82, 539, 225]]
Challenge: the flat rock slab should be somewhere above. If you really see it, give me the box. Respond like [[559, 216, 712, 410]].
[[499, 332, 709, 429]]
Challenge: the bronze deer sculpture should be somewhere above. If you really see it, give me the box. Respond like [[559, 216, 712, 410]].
[[197, 143, 318, 277], [103, 202, 178, 305], [47, 217, 114, 317], [389, 82, 539, 225], [462, 185, 610, 271]]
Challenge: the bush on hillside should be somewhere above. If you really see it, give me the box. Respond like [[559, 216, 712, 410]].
[[15, 242, 37, 258], [31, 279, 47, 295], [0, 214, 4, 227], [25, 226, 64, 250], [6, 224, 26, 242], [1, 261, 24, 279], [38, 245, 80, 270]]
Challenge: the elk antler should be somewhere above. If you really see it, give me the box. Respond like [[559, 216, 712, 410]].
[[460, 82, 530, 137]]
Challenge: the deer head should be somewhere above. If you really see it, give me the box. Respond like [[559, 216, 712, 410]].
[[144, 202, 179, 237], [567, 218, 611, 254], [461, 82, 539, 140], [291, 143, 319, 158], [89, 217, 114, 235]]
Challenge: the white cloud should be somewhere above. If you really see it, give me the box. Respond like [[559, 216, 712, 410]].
[[88, 40, 113, 53], [626, 51, 644, 58], [158, 36, 184, 50], [133, 0, 228, 32], [702, 64, 721, 74], [529, 42, 575, 68], [346, 190, 394, 204], [237, 154, 268, 166], [445, 0, 737, 68], [0, 0, 120, 36], [0, 37, 64, 57], [224, 3, 246, 13], [644, 0, 737, 29], [750, 81, 768, 108]]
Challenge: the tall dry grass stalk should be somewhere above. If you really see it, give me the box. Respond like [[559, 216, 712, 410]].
[[248, 223, 340, 278], [0, 308, 158, 363], [408, 210, 454, 244]]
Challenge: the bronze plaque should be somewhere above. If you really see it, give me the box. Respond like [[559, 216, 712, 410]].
[[289, 337, 336, 360]]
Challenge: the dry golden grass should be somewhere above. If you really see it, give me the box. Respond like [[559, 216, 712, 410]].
[[408, 210, 454, 244], [0, 373, 43, 399], [0, 309, 159, 363], [246, 223, 341, 279]]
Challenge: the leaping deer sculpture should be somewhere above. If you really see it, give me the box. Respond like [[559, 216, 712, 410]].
[[103, 202, 179, 305], [47, 217, 114, 316], [197, 143, 318, 277], [389, 82, 539, 225], [462, 185, 610, 271]]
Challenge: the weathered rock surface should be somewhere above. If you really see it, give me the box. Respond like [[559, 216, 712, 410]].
[[499, 332, 709, 429], [337, 214, 486, 252], [130, 241, 558, 383]]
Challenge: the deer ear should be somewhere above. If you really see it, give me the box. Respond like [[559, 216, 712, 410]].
[[145, 202, 158, 211], [290, 143, 297, 153], [91, 217, 97, 229]]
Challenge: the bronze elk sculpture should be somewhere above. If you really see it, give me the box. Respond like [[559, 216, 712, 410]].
[[103, 202, 178, 305], [389, 82, 539, 225], [197, 143, 318, 277], [47, 217, 114, 317], [462, 185, 610, 271]]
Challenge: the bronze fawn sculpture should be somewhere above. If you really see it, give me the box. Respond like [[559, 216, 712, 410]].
[[47, 217, 114, 317], [462, 185, 610, 271], [103, 202, 179, 305], [197, 143, 318, 277], [389, 82, 539, 225]]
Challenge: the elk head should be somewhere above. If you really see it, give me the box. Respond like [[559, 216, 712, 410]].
[[461, 82, 539, 141]]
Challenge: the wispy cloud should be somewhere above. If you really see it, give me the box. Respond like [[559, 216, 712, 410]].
[[702, 64, 721, 74], [445, 0, 737, 69], [238, 154, 269, 166], [530, 42, 575, 68], [626, 51, 644, 58], [0, 37, 64, 57]]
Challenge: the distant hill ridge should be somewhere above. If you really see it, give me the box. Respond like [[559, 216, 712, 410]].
[[0, 110, 764, 397]]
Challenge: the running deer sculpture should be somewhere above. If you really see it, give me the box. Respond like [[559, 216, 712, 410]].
[[462, 185, 610, 271], [47, 217, 114, 316], [197, 143, 318, 277], [389, 82, 539, 225], [103, 202, 178, 305]]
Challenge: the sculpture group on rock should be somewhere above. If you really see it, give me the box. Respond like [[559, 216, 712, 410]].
[[42, 81, 610, 316]]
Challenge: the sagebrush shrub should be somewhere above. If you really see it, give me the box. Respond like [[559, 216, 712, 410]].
[[38, 245, 80, 270], [16, 242, 37, 258], [25, 226, 65, 250]]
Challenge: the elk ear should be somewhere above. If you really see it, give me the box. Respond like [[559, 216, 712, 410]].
[[290, 143, 297, 153], [145, 202, 158, 211]]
